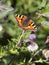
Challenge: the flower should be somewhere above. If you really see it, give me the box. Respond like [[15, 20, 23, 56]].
[[24, 39, 31, 46], [18, 42, 23, 47], [42, 49, 49, 60], [0, 25, 3, 31], [29, 34, 36, 40], [27, 41, 38, 52], [45, 36, 49, 45], [26, 41, 31, 46]]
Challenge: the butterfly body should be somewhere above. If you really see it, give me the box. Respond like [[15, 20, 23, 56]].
[[15, 14, 37, 31]]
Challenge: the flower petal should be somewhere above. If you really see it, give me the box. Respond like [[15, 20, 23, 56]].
[[30, 34, 36, 40], [27, 42, 38, 52]]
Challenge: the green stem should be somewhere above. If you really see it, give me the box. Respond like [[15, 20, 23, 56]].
[[28, 45, 47, 64], [18, 30, 25, 44], [28, 49, 42, 63]]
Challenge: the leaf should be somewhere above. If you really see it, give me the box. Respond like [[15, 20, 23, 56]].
[[34, 58, 43, 63], [38, 0, 46, 9], [41, 21, 49, 29]]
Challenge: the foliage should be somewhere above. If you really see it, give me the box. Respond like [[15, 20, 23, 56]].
[[0, 0, 49, 65]]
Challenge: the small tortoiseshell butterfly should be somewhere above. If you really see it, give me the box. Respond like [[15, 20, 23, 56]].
[[15, 14, 37, 31]]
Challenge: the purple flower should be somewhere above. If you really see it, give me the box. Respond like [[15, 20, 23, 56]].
[[45, 36, 49, 45], [18, 42, 23, 47], [29, 34, 36, 40], [24, 38, 38, 51], [26, 41, 31, 46], [27, 41, 38, 52]]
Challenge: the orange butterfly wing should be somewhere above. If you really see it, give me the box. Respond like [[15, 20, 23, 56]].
[[15, 14, 37, 31], [23, 20, 37, 30], [15, 14, 27, 28]]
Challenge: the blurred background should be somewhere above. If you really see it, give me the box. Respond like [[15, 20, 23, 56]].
[[0, 0, 49, 65]]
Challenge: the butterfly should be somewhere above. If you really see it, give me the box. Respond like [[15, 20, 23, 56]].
[[15, 14, 37, 31]]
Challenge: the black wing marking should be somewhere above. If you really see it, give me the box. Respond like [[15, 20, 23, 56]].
[[22, 17, 30, 26]]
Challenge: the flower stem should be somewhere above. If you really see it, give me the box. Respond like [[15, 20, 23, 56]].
[[17, 30, 25, 46], [28, 49, 42, 63], [28, 45, 47, 63]]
